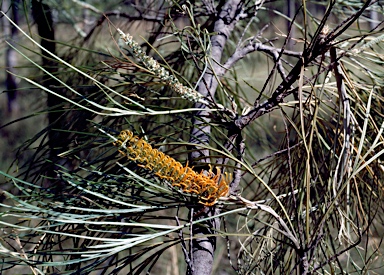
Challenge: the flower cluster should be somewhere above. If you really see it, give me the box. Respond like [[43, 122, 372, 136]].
[[118, 29, 208, 104], [114, 130, 229, 206]]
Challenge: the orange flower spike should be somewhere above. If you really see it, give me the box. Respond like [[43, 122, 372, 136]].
[[119, 130, 134, 146], [114, 130, 229, 206], [158, 161, 176, 180], [152, 152, 165, 169], [136, 140, 151, 164], [191, 176, 203, 192]]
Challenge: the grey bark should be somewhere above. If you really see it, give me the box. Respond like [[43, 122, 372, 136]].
[[189, 0, 245, 165], [189, 1, 244, 274], [369, 7, 380, 29]]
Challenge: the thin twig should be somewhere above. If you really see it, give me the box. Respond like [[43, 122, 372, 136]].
[[229, 133, 245, 194], [223, 218, 238, 272], [175, 216, 193, 272]]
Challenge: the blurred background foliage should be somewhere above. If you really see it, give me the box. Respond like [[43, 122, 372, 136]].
[[0, 0, 384, 274]]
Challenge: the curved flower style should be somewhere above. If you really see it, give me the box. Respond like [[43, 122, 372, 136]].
[[114, 130, 229, 206]]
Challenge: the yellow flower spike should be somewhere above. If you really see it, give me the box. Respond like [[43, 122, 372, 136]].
[[114, 130, 229, 206]]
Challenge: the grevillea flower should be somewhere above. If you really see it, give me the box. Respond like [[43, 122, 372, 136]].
[[117, 29, 209, 105], [114, 130, 229, 206]]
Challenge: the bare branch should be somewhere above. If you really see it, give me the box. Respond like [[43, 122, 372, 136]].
[[220, 41, 301, 80], [233, 0, 373, 131], [176, 216, 193, 272], [189, 2, 248, 274], [229, 134, 245, 194], [190, 0, 246, 163]]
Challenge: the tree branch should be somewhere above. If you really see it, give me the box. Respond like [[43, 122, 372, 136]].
[[221, 43, 301, 75], [189, 0, 245, 165], [233, 0, 373, 131], [189, 1, 246, 275]]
